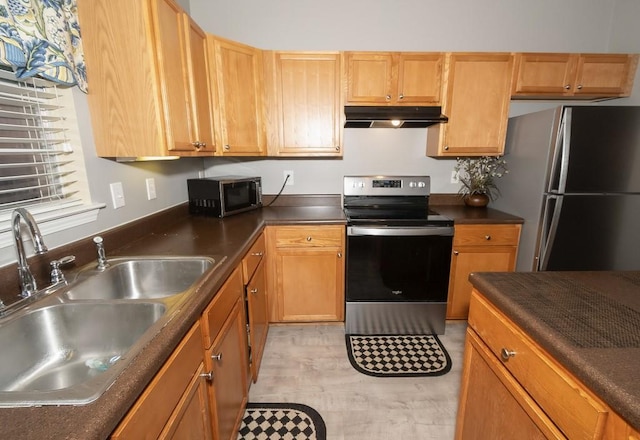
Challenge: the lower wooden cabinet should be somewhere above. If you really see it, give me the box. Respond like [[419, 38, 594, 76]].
[[206, 299, 248, 440], [456, 329, 565, 439], [242, 233, 269, 383], [447, 224, 521, 320], [111, 322, 211, 440], [457, 290, 638, 440], [160, 363, 213, 440], [266, 225, 345, 322], [201, 266, 249, 440]]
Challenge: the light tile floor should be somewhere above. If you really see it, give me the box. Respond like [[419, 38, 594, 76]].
[[247, 321, 467, 440]]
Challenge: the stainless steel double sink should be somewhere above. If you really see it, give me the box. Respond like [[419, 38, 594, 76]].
[[0, 256, 220, 407]]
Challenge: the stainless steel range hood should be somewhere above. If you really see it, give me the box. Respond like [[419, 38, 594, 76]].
[[344, 105, 448, 128]]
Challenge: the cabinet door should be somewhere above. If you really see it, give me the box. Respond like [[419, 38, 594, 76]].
[[183, 15, 216, 153], [427, 53, 514, 157], [151, 0, 193, 152], [512, 53, 577, 96], [456, 329, 566, 439], [447, 244, 517, 320], [345, 52, 395, 104], [246, 260, 269, 382], [266, 51, 343, 156], [275, 248, 344, 322], [396, 53, 443, 104], [159, 364, 213, 440], [210, 36, 266, 156], [574, 54, 637, 97], [207, 299, 248, 440], [112, 323, 203, 440]]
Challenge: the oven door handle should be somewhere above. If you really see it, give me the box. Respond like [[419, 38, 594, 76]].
[[347, 226, 454, 237]]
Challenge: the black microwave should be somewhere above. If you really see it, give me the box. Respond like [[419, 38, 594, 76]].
[[187, 176, 262, 217]]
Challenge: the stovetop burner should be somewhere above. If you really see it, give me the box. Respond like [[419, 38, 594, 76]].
[[343, 175, 452, 227]]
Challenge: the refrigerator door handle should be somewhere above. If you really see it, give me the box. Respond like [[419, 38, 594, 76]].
[[553, 108, 573, 194], [538, 194, 564, 271]]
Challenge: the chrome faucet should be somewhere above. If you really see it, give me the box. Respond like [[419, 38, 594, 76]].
[[12, 208, 48, 298], [93, 236, 109, 270]]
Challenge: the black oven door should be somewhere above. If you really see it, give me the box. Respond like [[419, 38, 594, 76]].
[[346, 226, 453, 302]]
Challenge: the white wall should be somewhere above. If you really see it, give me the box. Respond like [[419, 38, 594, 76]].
[[192, 0, 640, 195]]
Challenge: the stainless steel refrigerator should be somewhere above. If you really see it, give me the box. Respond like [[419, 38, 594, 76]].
[[491, 105, 640, 271]]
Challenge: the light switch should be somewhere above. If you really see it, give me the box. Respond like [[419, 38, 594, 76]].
[[146, 178, 157, 200], [110, 182, 125, 209]]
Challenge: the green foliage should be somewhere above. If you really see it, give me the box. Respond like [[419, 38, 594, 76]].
[[454, 156, 508, 201]]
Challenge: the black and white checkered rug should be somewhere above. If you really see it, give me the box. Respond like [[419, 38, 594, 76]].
[[237, 403, 326, 440], [345, 334, 452, 377]]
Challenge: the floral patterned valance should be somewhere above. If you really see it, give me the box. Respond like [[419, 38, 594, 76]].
[[0, 0, 87, 92]]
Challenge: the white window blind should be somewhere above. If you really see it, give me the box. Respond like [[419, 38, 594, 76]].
[[0, 69, 102, 260]]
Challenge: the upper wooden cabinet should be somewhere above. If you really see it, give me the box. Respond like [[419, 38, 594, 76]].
[[208, 36, 266, 156], [263, 51, 343, 156], [427, 53, 515, 157], [512, 53, 639, 99], [78, 0, 216, 158], [344, 52, 443, 105]]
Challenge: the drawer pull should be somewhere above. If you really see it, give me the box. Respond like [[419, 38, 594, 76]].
[[453, 250, 459, 256], [485, 235, 491, 240], [306, 236, 312, 241], [501, 348, 516, 361], [250, 288, 258, 294], [251, 252, 263, 257], [211, 353, 223, 362], [200, 371, 213, 381]]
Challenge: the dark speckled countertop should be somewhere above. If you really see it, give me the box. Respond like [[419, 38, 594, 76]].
[[0, 198, 521, 440], [469, 271, 640, 431]]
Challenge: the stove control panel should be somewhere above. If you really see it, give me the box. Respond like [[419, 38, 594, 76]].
[[344, 176, 430, 196]]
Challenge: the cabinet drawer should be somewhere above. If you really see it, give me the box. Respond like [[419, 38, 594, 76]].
[[468, 291, 608, 440], [453, 224, 520, 246], [112, 322, 203, 440], [242, 233, 265, 283], [201, 266, 243, 348], [274, 225, 343, 248]]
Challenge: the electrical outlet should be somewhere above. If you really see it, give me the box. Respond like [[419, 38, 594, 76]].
[[284, 170, 294, 186], [110, 182, 125, 209], [146, 178, 157, 200], [450, 170, 459, 184]]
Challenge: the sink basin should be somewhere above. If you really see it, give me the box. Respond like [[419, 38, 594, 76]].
[[66, 256, 215, 300], [0, 302, 166, 406]]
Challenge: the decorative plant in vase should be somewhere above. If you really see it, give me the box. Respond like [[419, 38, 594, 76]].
[[454, 156, 508, 207]]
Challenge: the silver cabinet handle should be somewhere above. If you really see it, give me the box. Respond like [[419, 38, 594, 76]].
[[453, 250, 459, 256], [306, 236, 312, 241], [200, 371, 213, 381], [564, 84, 571, 90], [501, 348, 516, 361], [385, 94, 391, 100], [251, 252, 263, 257], [335, 146, 340, 152], [398, 93, 404, 100], [485, 235, 491, 240], [576, 84, 583, 90], [250, 288, 258, 294], [223, 144, 230, 151], [337, 252, 342, 258], [444, 145, 449, 151], [211, 353, 222, 361]]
